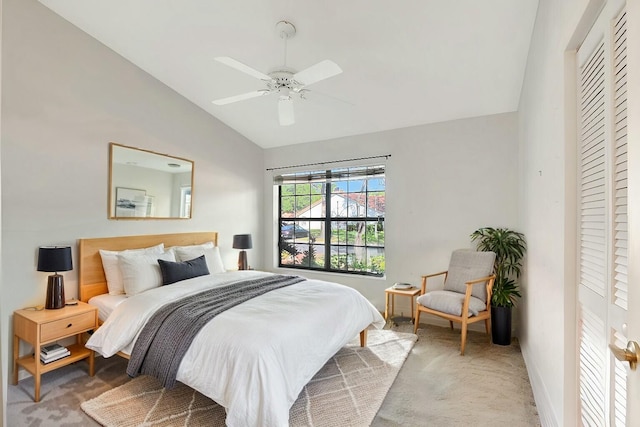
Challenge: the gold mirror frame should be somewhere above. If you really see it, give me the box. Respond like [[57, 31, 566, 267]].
[[108, 143, 194, 220]]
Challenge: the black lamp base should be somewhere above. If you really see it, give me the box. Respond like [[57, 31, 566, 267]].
[[45, 274, 65, 309], [238, 250, 248, 270]]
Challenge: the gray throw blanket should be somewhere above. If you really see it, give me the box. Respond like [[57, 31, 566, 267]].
[[126, 274, 305, 388]]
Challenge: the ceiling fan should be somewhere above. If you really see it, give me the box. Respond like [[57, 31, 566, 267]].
[[212, 21, 342, 126]]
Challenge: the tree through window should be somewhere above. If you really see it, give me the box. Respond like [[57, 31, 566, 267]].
[[275, 165, 385, 276]]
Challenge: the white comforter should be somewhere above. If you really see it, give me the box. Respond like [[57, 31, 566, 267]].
[[86, 271, 385, 427]]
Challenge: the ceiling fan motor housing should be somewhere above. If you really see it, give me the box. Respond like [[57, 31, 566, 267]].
[[267, 69, 304, 94]]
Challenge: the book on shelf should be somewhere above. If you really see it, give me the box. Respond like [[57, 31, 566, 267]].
[[40, 349, 71, 364], [40, 347, 69, 360], [40, 348, 69, 360], [41, 343, 66, 355]]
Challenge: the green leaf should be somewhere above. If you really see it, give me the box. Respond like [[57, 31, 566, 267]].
[[471, 227, 526, 307]]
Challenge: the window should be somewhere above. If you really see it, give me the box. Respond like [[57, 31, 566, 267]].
[[276, 165, 385, 276], [180, 186, 191, 218]]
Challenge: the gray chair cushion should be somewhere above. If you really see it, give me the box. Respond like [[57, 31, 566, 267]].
[[417, 290, 487, 317], [443, 249, 496, 302]]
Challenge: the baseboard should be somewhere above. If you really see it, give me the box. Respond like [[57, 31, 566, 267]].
[[520, 341, 559, 427]]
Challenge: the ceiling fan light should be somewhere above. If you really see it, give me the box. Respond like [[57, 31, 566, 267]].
[[278, 97, 295, 126]]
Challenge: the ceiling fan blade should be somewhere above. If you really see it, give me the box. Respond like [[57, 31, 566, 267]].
[[300, 89, 354, 106], [278, 96, 295, 126], [292, 60, 342, 87], [214, 56, 272, 81], [212, 90, 269, 106]]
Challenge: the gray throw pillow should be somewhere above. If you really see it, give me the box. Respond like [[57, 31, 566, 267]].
[[157, 255, 210, 285]]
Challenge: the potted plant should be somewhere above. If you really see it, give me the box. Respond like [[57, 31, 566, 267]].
[[470, 227, 526, 345]]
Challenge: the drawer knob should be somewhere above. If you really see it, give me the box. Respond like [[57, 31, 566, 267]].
[[67, 323, 72, 328]]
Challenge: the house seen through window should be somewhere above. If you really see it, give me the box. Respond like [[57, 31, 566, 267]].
[[276, 165, 385, 276]]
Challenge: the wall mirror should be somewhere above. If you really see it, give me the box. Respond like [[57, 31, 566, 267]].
[[109, 143, 194, 219]]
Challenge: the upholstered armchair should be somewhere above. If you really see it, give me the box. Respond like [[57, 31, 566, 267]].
[[413, 249, 496, 355]]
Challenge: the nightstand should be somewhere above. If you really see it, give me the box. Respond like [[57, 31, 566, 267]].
[[384, 286, 421, 323], [13, 301, 98, 402]]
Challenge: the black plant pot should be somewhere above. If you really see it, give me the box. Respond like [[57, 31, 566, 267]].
[[491, 305, 512, 346]]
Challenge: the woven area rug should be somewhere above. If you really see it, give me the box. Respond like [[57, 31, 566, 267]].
[[81, 330, 416, 427]]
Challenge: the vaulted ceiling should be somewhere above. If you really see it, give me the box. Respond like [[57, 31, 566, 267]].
[[38, 1, 539, 148]]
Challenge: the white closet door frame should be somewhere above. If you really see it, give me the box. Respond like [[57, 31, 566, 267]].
[[623, 0, 640, 422], [576, 0, 628, 425]]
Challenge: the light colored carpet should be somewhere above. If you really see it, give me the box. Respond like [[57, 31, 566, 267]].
[[80, 330, 416, 427], [372, 322, 540, 426], [8, 322, 539, 426]]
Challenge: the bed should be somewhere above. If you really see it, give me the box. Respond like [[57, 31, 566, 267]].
[[78, 232, 385, 427]]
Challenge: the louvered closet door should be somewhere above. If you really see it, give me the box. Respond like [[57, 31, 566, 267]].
[[576, 1, 629, 426]]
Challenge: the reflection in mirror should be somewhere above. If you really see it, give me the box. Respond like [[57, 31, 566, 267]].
[[109, 143, 194, 219]]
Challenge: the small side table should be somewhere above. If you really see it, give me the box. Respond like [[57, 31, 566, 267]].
[[13, 302, 98, 402], [384, 286, 421, 323]]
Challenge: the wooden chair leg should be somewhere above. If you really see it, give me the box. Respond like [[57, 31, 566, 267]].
[[485, 318, 491, 336], [460, 322, 468, 356], [360, 329, 367, 347], [449, 320, 454, 330], [413, 309, 421, 334]]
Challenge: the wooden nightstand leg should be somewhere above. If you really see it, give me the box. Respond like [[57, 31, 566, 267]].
[[391, 294, 395, 318], [384, 292, 390, 320], [12, 335, 19, 385], [34, 373, 41, 402], [88, 350, 95, 376], [79, 333, 96, 376], [34, 342, 41, 402]]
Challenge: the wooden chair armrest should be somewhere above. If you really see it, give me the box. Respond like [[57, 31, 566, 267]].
[[464, 274, 496, 287], [464, 274, 496, 311], [420, 270, 448, 294], [422, 271, 448, 279]]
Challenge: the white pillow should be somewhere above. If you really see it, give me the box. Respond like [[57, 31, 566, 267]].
[[99, 244, 164, 295], [172, 242, 226, 274], [118, 250, 176, 296]]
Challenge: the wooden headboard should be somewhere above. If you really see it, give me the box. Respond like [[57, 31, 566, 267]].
[[78, 232, 218, 302]]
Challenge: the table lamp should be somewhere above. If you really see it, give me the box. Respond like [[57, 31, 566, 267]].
[[37, 246, 73, 309], [232, 234, 252, 270]]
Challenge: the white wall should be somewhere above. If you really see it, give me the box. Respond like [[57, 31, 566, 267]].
[[0, 0, 264, 418], [264, 112, 519, 315], [517, 0, 600, 425]]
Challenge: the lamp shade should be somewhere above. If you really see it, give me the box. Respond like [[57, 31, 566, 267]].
[[232, 234, 252, 250], [37, 246, 73, 273]]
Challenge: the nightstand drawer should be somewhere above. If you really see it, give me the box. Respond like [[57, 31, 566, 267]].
[[40, 311, 95, 342]]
